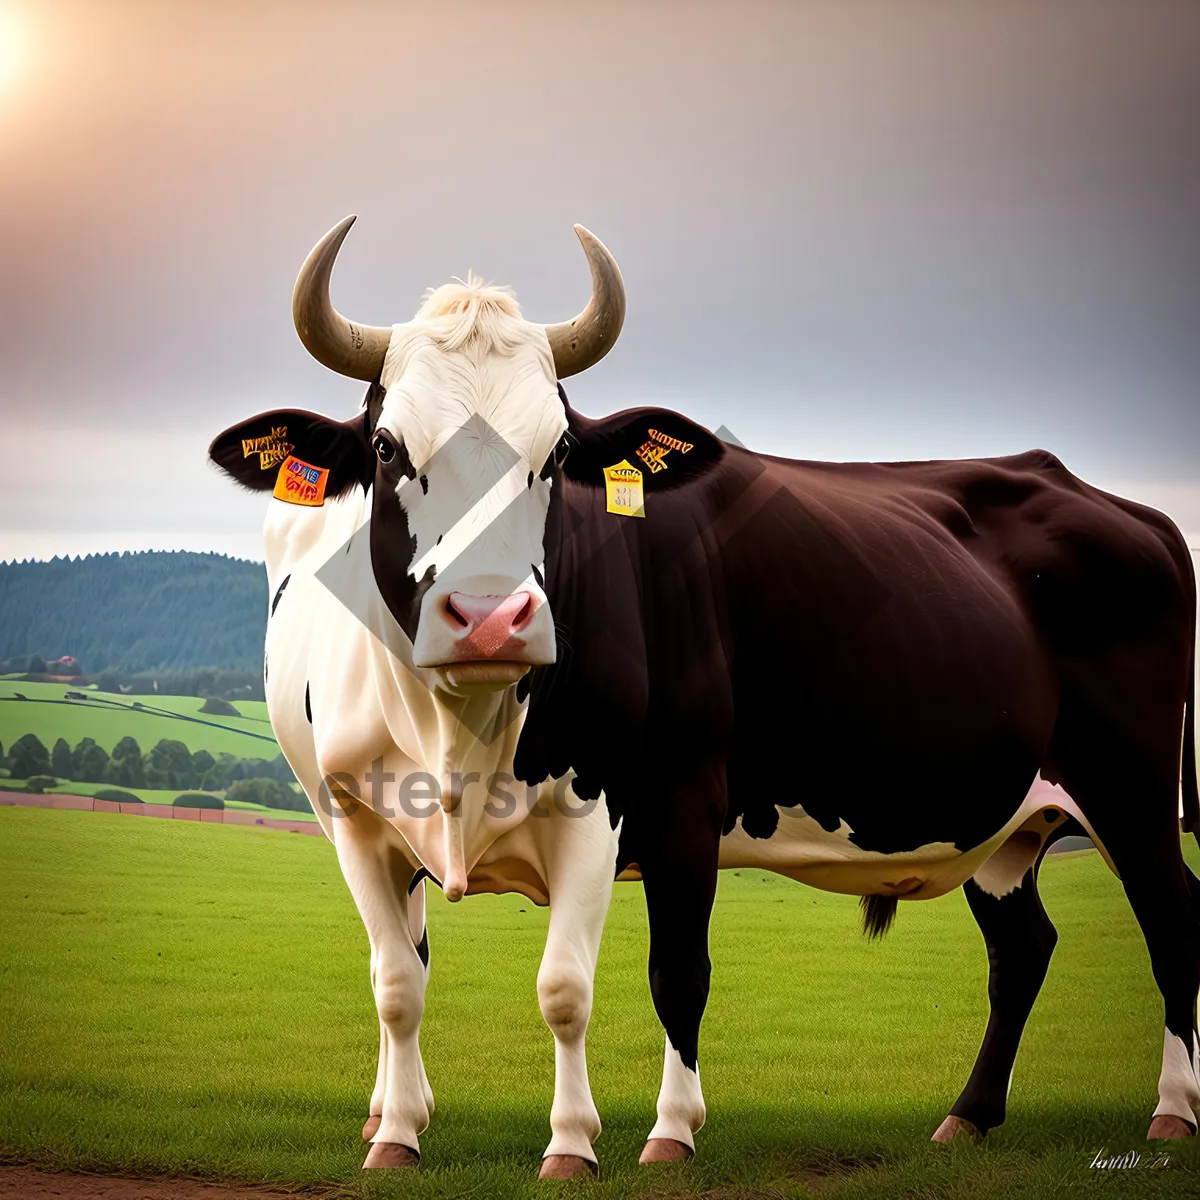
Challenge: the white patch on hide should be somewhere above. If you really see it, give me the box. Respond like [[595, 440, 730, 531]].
[[1153, 1029, 1200, 1125]]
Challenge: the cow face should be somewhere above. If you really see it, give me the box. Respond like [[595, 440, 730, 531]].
[[210, 217, 625, 698], [366, 310, 569, 687]]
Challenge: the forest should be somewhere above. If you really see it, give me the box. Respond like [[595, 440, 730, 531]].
[[0, 552, 267, 678]]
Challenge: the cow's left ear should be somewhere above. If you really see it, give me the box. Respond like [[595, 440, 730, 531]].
[[561, 404, 726, 493], [208, 409, 372, 497]]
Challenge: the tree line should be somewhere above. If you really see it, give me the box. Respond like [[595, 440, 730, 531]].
[[1, 732, 299, 796]]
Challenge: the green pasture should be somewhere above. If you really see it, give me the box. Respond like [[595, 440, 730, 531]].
[[1, 807, 1197, 1199], [0, 680, 277, 758]]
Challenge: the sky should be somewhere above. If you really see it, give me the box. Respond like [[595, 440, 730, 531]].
[[1, 0, 1198, 561]]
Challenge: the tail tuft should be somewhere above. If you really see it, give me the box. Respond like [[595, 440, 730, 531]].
[[1184, 643, 1199, 838], [860, 894, 898, 939]]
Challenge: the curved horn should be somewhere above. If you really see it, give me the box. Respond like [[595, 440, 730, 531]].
[[544, 225, 626, 378], [292, 215, 392, 381]]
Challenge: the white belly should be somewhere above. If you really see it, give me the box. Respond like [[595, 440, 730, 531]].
[[710, 774, 1113, 900]]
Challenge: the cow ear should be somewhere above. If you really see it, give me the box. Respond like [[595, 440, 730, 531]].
[[208, 409, 372, 498], [562, 405, 725, 492]]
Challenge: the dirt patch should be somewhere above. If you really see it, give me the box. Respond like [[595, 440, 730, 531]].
[[0, 1166, 342, 1200]]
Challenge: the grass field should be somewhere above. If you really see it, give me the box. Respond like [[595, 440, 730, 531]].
[[1, 807, 1197, 1199], [0, 680, 278, 758]]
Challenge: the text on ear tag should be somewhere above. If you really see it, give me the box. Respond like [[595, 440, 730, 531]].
[[635, 427, 693, 474], [274, 455, 329, 506], [603, 460, 645, 518], [242, 425, 292, 470]]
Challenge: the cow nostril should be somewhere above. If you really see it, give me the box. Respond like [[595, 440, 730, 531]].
[[513, 593, 535, 630], [444, 594, 470, 628]]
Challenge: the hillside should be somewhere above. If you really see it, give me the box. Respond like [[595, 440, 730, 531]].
[[0, 680, 278, 759], [0, 552, 267, 674]]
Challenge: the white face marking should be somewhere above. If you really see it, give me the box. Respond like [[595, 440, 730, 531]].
[[372, 313, 567, 671], [378, 335, 566, 588]]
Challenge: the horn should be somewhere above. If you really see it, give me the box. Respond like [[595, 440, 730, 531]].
[[544, 225, 626, 378], [292, 215, 392, 381]]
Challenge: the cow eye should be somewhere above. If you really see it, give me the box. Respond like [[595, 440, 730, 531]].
[[372, 431, 397, 464], [552, 434, 572, 467]]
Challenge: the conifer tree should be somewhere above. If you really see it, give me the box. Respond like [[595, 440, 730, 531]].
[[51, 737, 73, 780]]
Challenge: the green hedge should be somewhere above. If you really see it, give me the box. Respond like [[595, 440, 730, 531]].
[[225, 777, 307, 812], [94, 789, 142, 804], [173, 793, 224, 809]]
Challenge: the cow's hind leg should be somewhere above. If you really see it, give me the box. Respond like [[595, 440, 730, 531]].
[[1105, 825, 1200, 1139], [933, 856, 1058, 1141], [1057, 735, 1200, 1139], [1147, 862, 1200, 1138]]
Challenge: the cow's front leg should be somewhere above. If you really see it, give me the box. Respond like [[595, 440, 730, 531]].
[[362, 957, 386, 1142], [333, 813, 430, 1167], [638, 796, 722, 1163], [536, 804, 618, 1179], [363, 875, 434, 1143]]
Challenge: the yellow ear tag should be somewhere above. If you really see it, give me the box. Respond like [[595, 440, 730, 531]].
[[603, 460, 645, 518], [274, 455, 329, 506]]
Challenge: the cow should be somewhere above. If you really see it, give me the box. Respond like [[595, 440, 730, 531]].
[[510, 400, 1200, 1157], [210, 217, 1200, 1166], [207, 217, 629, 1178]]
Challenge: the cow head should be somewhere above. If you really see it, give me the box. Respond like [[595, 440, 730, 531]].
[[209, 217, 625, 697]]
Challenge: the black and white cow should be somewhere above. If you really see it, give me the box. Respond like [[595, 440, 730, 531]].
[[511, 406, 1200, 1156], [209, 218, 628, 1178], [213, 218, 1200, 1168]]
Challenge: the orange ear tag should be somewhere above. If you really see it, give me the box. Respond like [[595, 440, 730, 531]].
[[274, 455, 329, 506], [603, 460, 645, 518]]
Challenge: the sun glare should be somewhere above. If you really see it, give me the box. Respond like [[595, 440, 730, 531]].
[[0, 8, 23, 89]]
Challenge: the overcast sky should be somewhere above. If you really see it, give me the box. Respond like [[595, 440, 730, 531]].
[[1, 0, 1198, 560]]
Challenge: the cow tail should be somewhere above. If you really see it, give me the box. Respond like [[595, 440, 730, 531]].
[[860, 894, 898, 940], [1184, 641, 1199, 841]]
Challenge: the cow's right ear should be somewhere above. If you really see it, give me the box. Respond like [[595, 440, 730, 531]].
[[208, 409, 372, 498]]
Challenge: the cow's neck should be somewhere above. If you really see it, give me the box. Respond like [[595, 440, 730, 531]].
[[366, 592, 532, 883]]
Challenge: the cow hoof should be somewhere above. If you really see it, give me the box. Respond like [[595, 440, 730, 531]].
[[1148, 1115, 1195, 1140], [639, 1138, 694, 1163], [539, 1155, 598, 1179], [931, 1115, 982, 1143], [362, 1114, 381, 1142], [363, 1141, 420, 1168]]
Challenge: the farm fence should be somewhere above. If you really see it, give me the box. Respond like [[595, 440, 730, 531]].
[[0, 790, 323, 835]]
